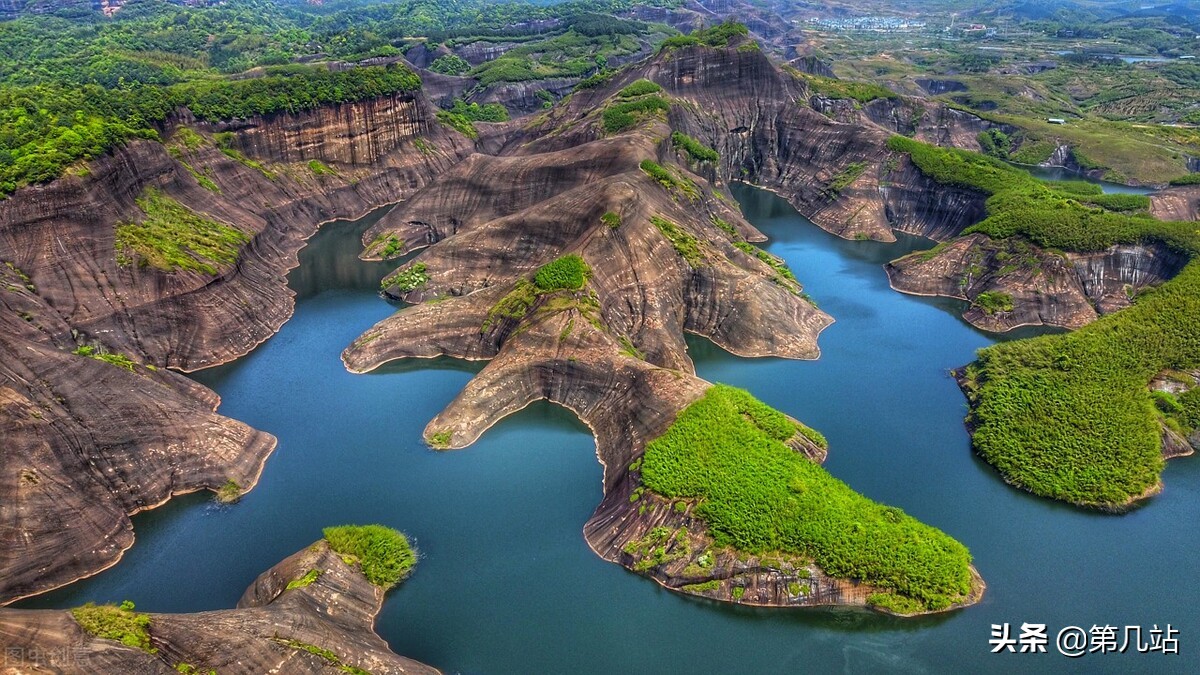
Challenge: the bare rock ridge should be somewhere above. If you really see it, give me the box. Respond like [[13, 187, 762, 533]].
[[0, 538, 437, 674], [885, 234, 1187, 332], [0, 91, 472, 604], [343, 39, 983, 612]]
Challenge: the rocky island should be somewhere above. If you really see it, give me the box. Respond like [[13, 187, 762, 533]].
[[0, 525, 436, 673]]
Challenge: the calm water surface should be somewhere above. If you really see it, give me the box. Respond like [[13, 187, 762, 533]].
[[22, 188, 1199, 674]]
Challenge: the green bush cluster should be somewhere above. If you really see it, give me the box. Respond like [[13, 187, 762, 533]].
[[1168, 173, 1200, 186], [533, 254, 591, 291], [1078, 193, 1151, 211], [670, 131, 718, 163], [429, 54, 471, 76], [601, 95, 670, 133], [307, 160, 336, 176], [1008, 140, 1058, 165], [71, 601, 155, 653], [575, 71, 613, 90], [381, 262, 429, 292], [323, 525, 416, 589], [601, 211, 621, 228], [973, 291, 1014, 314], [435, 110, 479, 139], [639, 159, 698, 199], [115, 188, 249, 275], [963, 261, 1200, 507], [639, 385, 973, 611], [617, 78, 662, 98], [659, 21, 749, 51], [448, 98, 510, 122], [976, 129, 1012, 158], [73, 344, 139, 371]]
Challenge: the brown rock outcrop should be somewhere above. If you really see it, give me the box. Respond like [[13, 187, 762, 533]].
[[886, 233, 1186, 332], [0, 539, 437, 674]]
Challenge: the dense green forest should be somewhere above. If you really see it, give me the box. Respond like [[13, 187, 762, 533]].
[[0, 0, 682, 195]]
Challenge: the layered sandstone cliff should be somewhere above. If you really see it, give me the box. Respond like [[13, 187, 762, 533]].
[[0, 92, 472, 604]]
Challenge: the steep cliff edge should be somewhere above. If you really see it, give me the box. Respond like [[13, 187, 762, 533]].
[[0, 92, 472, 605], [0, 530, 437, 674]]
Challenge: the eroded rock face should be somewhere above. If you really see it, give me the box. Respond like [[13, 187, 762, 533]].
[[886, 234, 1186, 332], [1151, 184, 1200, 222], [342, 41, 988, 613], [0, 93, 472, 605], [345, 125, 832, 488], [0, 540, 437, 674]]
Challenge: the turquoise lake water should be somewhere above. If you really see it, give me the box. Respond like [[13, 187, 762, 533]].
[[21, 185, 1198, 674]]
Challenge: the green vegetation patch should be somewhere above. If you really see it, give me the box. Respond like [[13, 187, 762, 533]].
[[534, 254, 591, 291], [323, 525, 416, 589], [602, 95, 670, 134], [483, 256, 598, 331], [308, 160, 336, 177], [639, 159, 699, 200], [660, 21, 749, 51], [436, 110, 479, 139], [71, 601, 155, 653], [733, 242, 799, 291], [73, 344, 138, 371], [650, 215, 703, 267], [793, 71, 898, 104], [886, 136, 1197, 253], [216, 479, 242, 504], [670, 131, 719, 163], [1078, 193, 1151, 212], [275, 637, 369, 675], [639, 385, 973, 611], [429, 54, 471, 76], [823, 161, 867, 198], [115, 188, 249, 275], [961, 264, 1200, 507], [447, 99, 509, 123], [867, 592, 928, 616], [973, 291, 1014, 314], [428, 430, 452, 448], [617, 79, 662, 98], [381, 262, 429, 292], [601, 211, 621, 229], [286, 568, 323, 590], [1008, 140, 1058, 166]]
